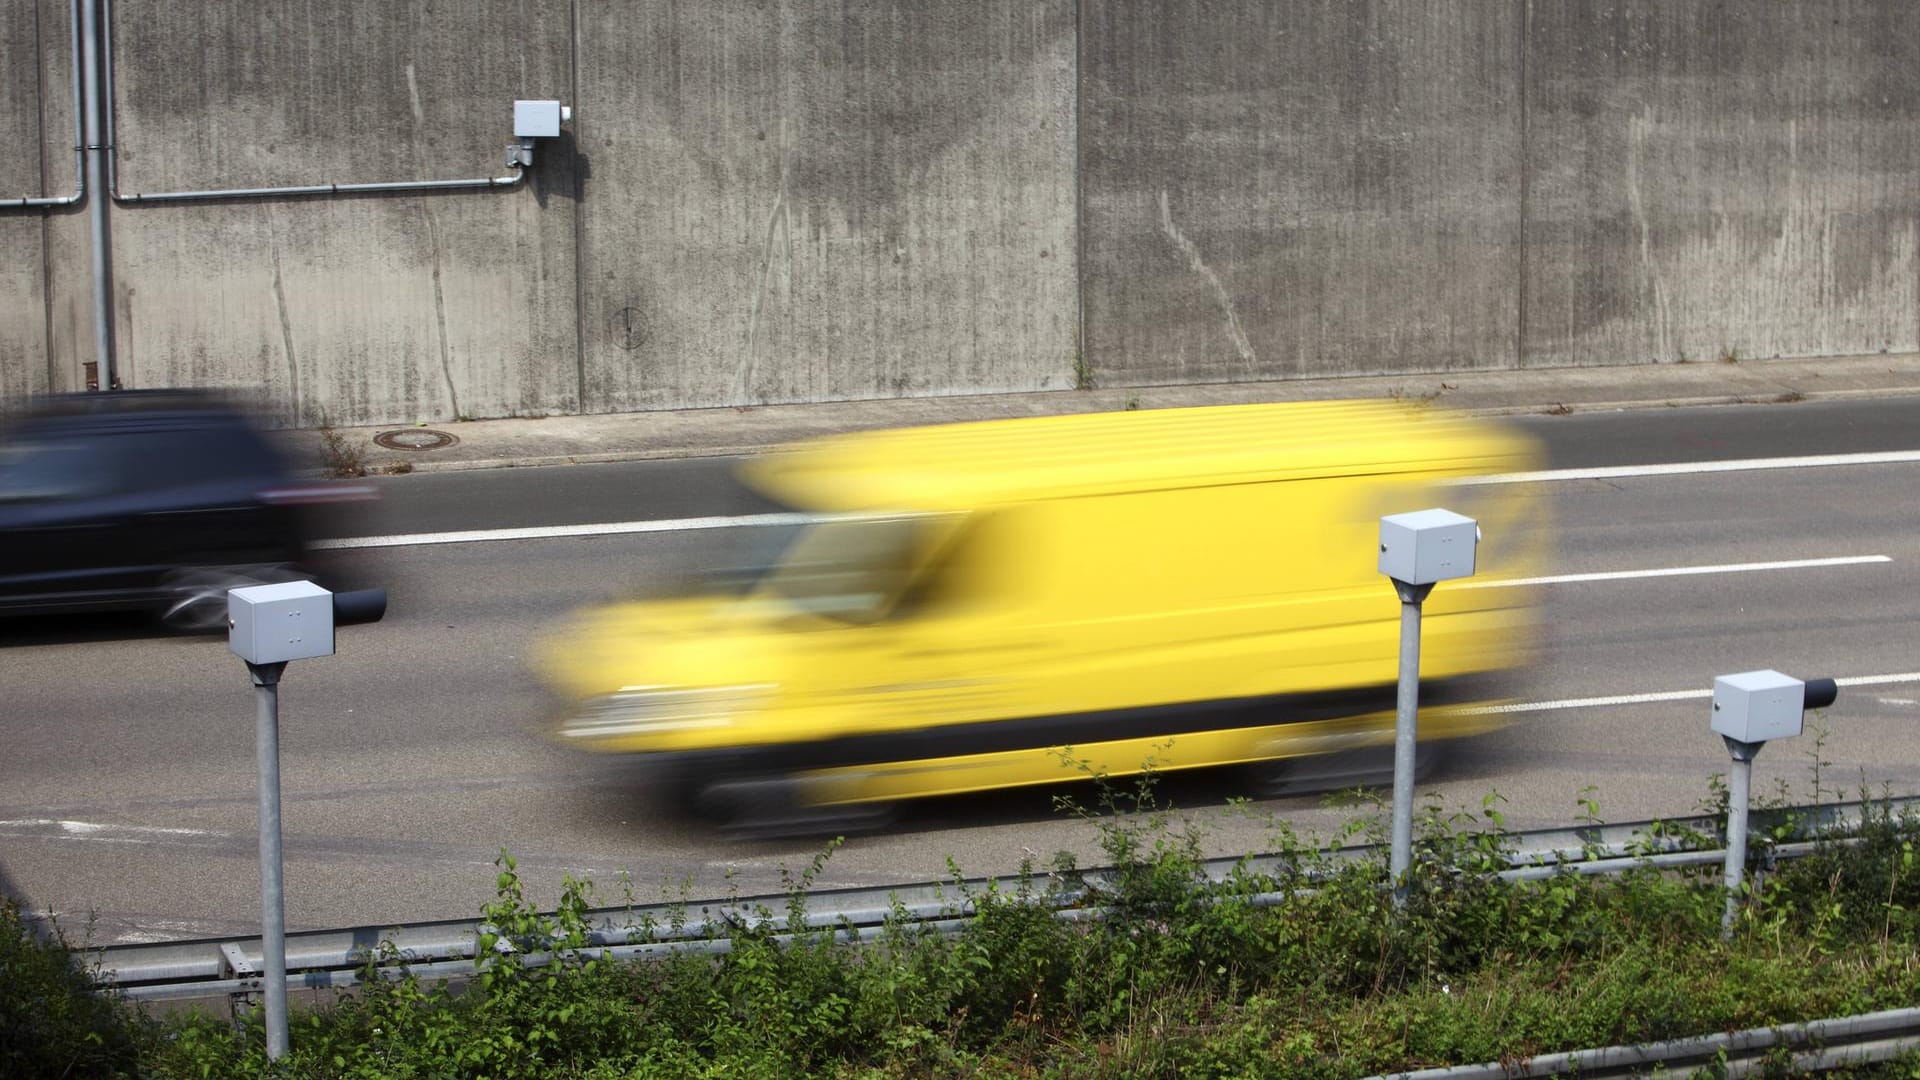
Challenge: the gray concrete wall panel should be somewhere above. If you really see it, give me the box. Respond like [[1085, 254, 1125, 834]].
[[1080, 1, 1522, 388], [1523, 2, 1920, 367], [10, 2, 1920, 422], [1, 0, 57, 398], [575, 0, 1078, 413], [103, 0, 577, 425]]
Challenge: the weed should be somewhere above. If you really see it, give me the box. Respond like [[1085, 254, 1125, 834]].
[[382, 461, 414, 475], [1072, 330, 1094, 390], [1772, 389, 1807, 404], [1124, 393, 1141, 411], [0, 898, 145, 1079], [1720, 346, 1742, 364], [316, 426, 367, 478], [1544, 402, 1574, 416], [1388, 385, 1442, 407]]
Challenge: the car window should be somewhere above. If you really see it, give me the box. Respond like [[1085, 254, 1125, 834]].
[[0, 436, 122, 500], [121, 426, 281, 490]]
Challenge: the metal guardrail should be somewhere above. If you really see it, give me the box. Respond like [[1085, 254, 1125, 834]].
[[84, 795, 1920, 1004], [1368, 1005, 1920, 1080]]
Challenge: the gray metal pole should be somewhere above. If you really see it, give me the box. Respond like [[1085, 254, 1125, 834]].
[[78, 0, 114, 390], [1389, 580, 1433, 906], [1722, 737, 1760, 937], [250, 661, 290, 1059]]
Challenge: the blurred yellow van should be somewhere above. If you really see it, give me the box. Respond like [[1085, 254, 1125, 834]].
[[533, 401, 1547, 827]]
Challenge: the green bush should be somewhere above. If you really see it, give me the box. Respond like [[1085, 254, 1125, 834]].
[[0, 897, 146, 1079], [27, 778, 1920, 1078]]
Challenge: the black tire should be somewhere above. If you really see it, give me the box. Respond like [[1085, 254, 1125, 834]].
[[696, 775, 897, 839], [1250, 742, 1448, 799]]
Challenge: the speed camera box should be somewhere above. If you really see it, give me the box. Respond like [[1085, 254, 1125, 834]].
[[1378, 508, 1478, 586], [228, 581, 334, 665], [1711, 670, 1805, 743]]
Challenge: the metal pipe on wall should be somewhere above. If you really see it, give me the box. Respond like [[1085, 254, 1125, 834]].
[[79, 0, 113, 390], [99, 0, 524, 203], [0, 0, 85, 210]]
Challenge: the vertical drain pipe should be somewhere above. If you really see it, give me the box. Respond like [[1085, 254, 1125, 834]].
[[79, 0, 114, 390]]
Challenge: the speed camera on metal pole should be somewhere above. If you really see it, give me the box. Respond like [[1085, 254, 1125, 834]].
[[1378, 508, 1479, 908], [228, 581, 386, 1061], [1711, 669, 1838, 936]]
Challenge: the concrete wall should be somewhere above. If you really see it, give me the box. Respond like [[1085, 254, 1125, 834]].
[[576, 0, 1078, 411], [1081, 0, 1522, 385], [3, 1, 1918, 424], [84, 0, 579, 426], [1522, 2, 1920, 367], [0, 0, 58, 398]]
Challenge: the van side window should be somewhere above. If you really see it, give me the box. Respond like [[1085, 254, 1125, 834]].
[[895, 515, 1001, 618]]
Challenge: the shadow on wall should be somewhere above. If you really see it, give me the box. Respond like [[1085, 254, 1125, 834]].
[[531, 128, 589, 211]]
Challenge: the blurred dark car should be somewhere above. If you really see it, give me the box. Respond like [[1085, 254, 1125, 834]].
[[0, 390, 372, 630]]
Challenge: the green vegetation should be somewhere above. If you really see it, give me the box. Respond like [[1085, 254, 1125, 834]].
[[1071, 329, 1094, 391], [7, 775, 1920, 1078], [315, 425, 368, 479]]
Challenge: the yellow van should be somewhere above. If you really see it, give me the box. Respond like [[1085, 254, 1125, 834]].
[[533, 401, 1546, 827]]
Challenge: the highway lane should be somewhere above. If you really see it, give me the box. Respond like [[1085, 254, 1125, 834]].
[[332, 397, 1920, 538], [3, 399, 1919, 942]]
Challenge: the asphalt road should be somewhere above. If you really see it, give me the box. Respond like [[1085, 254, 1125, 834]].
[[3, 397, 1919, 943]]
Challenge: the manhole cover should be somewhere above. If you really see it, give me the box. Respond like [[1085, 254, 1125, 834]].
[[373, 429, 459, 451]]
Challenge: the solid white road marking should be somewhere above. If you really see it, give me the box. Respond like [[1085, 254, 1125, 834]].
[[0, 819, 224, 844], [1456, 448, 1920, 486], [313, 512, 825, 550], [316, 449, 1920, 550], [1473, 688, 1711, 715], [1462, 555, 1891, 589], [1476, 672, 1920, 715]]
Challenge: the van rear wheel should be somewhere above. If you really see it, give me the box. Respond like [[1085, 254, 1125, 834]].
[[696, 775, 897, 839], [1250, 743, 1447, 799]]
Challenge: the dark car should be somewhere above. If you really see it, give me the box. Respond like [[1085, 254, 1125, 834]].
[[0, 390, 372, 630]]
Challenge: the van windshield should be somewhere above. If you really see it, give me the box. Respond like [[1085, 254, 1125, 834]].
[[747, 515, 929, 623]]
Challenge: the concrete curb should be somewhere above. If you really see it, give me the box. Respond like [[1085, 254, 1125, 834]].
[[281, 352, 1920, 478], [311, 380, 1920, 478]]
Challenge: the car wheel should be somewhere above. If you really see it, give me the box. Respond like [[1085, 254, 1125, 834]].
[[159, 564, 310, 633]]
